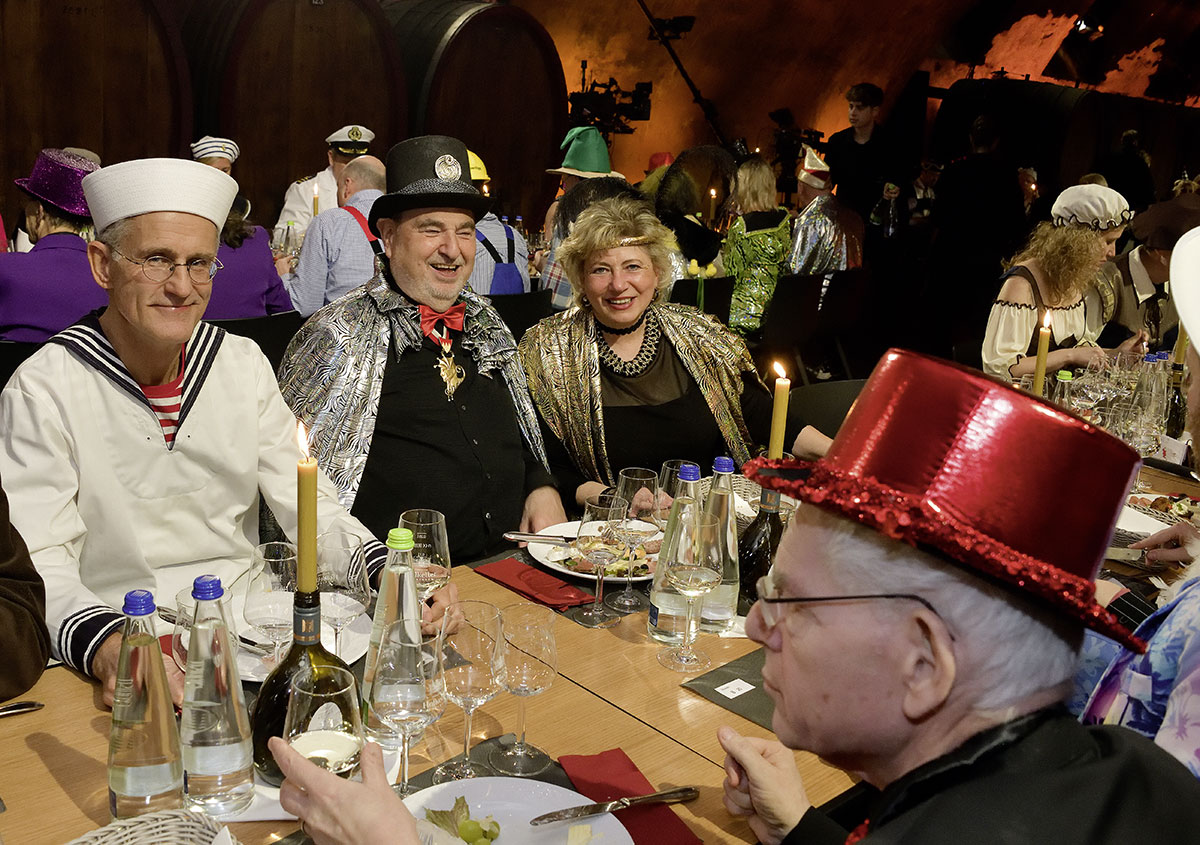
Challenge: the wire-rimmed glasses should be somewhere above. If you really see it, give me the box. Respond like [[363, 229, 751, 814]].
[[110, 247, 222, 284]]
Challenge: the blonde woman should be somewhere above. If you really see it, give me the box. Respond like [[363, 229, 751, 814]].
[[982, 185, 1144, 379], [722, 156, 792, 336]]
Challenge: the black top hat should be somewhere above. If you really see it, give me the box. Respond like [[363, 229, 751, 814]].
[[368, 135, 491, 235]]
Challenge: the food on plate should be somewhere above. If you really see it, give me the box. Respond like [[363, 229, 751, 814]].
[[568, 824, 596, 844], [424, 796, 501, 844], [1129, 493, 1200, 518]]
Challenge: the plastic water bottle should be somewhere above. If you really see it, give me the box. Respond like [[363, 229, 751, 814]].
[[181, 575, 254, 817], [362, 528, 423, 747], [107, 589, 184, 819], [648, 463, 703, 644], [700, 457, 740, 633]]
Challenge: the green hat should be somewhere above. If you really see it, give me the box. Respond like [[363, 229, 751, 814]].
[[546, 126, 624, 180]]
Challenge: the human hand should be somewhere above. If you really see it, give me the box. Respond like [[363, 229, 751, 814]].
[[422, 581, 460, 636], [1131, 522, 1200, 565], [271, 737, 417, 845], [717, 727, 810, 845], [274, 254, 296, 277], [1072, 346, 1108, 368], [791, 425, 833, 460], [1116, 330, 1149, 355], [520, 485, 567, 536], [93, 632, 185, 708]]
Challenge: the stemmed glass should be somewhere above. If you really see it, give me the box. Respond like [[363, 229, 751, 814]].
[[433, 600, 502, 783], [606, 468, 658, 612], [490, 603, 557, 776], [400, 509, 453, 600], [243, 541, 297, 667], [369, 619, 446, 796], [564, 494, 628, 629], [316, 532, 370, 659], [656, 460, 701, 526], [283, 665, 366, 778], [658, 514, 722, 673]]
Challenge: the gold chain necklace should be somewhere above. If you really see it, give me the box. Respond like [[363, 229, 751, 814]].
[[596, 310, 660, 377]]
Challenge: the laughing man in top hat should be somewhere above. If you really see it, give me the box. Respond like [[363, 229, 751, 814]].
[[0, 158, 427, 711], [278, 135, 565, 562], [717, 350, 1200, 843], [0, 148, 108, 342], [276, 123, 375, 236]]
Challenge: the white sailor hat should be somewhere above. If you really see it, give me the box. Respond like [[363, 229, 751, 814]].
[[326, 125, 375, 155], [82, 158, 238, 234], [189, 136, 240, 163]]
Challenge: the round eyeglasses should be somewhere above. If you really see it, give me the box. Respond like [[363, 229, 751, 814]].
[[111, 247, 222, 284]]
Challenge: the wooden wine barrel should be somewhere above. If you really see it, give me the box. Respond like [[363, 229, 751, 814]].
[[381, 0, 568, 224], [0, 0, 192, 229], [183, 0, 407, 225]]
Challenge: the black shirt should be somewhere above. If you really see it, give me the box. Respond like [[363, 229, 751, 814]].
[[825, 126, 899, 222], [352, 332, 553, 562]]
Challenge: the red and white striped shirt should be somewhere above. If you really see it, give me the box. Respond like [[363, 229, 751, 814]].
[[139, 348, 186, 446]]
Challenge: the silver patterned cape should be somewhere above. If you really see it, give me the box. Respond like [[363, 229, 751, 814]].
[[787, 193, 863, 276], [277, 272, 548, 511]]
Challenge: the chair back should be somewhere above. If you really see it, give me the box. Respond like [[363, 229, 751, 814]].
[[788, 378, 867, 437], [669, 276, 734, 325], [209, 311, 305, 371], [488, 288, 555, 341], [0, 341, 40, 389]]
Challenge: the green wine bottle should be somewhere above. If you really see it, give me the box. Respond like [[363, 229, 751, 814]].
[[249, 587, 352, 785]]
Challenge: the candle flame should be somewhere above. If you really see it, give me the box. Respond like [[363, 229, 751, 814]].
[[773, 361, 787, 379], [482, 183, 490, 197], [709, 188, 717, 198], [297, 421, 311, 459], [1042, 311, 1052, 329], [313, 183, 318, 197]]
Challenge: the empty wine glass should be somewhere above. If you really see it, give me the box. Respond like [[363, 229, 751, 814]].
[[490, 603, 557, 776], [172, 586, 238, 672], [656, 460, 701, 526], [243, 541, 297, 666], [400, 509, 453, 600], [658, 514, 722, 673], [564, 494, 628, 629], [283, 665, 365, 778], [606, 468, 658, 613], [433, 600, 502, 783], [316, 532, 370, 659], [369, 619, 446, 796]]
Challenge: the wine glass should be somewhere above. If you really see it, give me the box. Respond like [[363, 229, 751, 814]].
[[283, 665, 366, 778], [433, 600, 502, 783], [400, 509, 453, 600], [243, 541, 297, 666], [656, 460, 701, 526], [171, 586, 238, 672], [606, 468, 659, 613], [369, 619, 446, 796], [658, 514, 722, 673], [489, 603, 557, 776], [316, 532, 369, 659], [564, 494, 628, 629]]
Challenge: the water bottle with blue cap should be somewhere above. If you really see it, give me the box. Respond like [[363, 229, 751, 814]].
[[701, 456, 741, 633]]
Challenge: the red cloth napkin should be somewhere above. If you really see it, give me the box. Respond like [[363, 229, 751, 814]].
[[475, 557, 594, 610], [559, 748, 702, 844]]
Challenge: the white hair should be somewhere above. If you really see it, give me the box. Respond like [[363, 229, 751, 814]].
[[792, 504, 1084, 713]]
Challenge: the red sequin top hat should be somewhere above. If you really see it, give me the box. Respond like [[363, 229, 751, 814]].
[[745, 349, 1146, 652]]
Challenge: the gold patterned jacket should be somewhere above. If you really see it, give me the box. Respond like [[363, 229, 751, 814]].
[[518, 303, 763, 487]]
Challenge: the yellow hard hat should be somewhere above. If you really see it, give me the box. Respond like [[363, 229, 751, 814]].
[[467, 150, 489, 181]]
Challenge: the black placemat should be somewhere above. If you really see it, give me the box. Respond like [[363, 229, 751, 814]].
[[682, 647, 775, 731]]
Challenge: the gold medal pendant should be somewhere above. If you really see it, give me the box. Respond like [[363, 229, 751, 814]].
[[437, 351, 465, 399]]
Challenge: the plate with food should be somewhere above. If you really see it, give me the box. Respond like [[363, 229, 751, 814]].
[[526, 521, 659, 584], [405, 777, 632, 845]]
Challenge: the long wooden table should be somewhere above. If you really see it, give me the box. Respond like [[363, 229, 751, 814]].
[[0, 565, 852, 844]]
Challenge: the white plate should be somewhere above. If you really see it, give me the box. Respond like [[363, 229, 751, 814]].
[[237, 610, 371, 682], [526, 521, 656, 584], [404, 776, 633, 844]]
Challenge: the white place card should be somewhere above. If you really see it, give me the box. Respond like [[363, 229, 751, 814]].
[[714, 678, 755, 699]]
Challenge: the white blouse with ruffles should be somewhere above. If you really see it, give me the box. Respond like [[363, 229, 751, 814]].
[[981, 296, 1100, 379]]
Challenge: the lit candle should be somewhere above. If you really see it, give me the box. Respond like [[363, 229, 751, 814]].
[[708, 188, 717, 226], [312, 183, 320, 217], [297, 422, 318, 593], [1032, 312, 1051, 397], [769, 361, 790, 459], [482, 183, 490, 197]]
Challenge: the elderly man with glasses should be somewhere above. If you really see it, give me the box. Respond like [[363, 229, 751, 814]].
[[717, 349, 1200, 844], [0, 159, 442, 710]]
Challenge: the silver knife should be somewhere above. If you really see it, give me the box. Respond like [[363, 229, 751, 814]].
[[157, 607, 271, 657], [529, 786, 699, 825], [0, 700, 44, 718], [503, 531, 576, 546]]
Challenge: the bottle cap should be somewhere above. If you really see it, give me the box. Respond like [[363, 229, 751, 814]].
[[122, 589, 156, 616], [679, 463, 701, 482], [387, 527, 414, 551], [713, 456, 735, 473], [192, 574, 224, 601], [1056, 370, 1073, 380]]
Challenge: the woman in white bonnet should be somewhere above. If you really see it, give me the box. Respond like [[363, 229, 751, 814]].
[[982, 184, 1147, 379]]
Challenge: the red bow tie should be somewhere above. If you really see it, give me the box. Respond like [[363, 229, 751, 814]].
[[418, 303, 466, 339]]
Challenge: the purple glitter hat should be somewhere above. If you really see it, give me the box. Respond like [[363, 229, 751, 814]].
[[14, 149, 99, 218]]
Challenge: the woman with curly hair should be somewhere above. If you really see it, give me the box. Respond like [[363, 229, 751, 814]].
[[519, 195, 830, 507], [982, 185, 1145, 379]]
